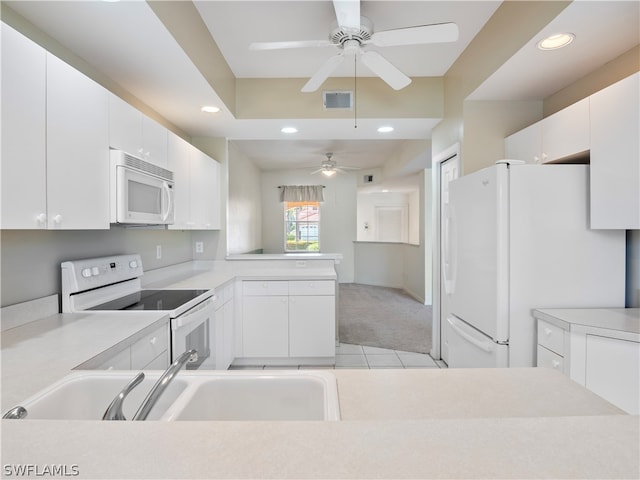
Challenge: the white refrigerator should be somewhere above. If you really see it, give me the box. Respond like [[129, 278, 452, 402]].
[[444, 161, 625, 368]]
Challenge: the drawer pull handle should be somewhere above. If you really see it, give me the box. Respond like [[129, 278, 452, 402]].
[[149, 337, 157, 345], [544, 328, 552, 336], [552, 360, 560, 369]]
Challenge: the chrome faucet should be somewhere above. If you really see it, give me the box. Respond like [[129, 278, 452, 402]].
[[103, 372, 145, 421], [132, 349, 197, 421]]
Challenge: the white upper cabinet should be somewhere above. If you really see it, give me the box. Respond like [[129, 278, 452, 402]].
[[167, 132, 221, 230], [108, 93, 168, 168], [589, 72, 640, 229], [541, 98, 590, 162], [191, 148, 221, 230], [505, 98, 590, 164], [1, 24, 109, 230], [167, 132, 192, 229], [46, 53, 110, 229], [505, 121, 542, 164], [1, 24, 47, 229]]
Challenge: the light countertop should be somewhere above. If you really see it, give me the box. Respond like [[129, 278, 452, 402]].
[[534, 308, 640, 336], [1, 311, 168, 411], [1, 369, 637, 479], [2, 263, 639, 479]]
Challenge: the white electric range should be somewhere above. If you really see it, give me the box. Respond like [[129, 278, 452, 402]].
[[61, 254, 215, 369]]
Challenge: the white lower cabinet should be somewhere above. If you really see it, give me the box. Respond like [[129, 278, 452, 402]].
[[239, 280, 336, 363], [243, 295, 289, 357], [213, 281, 235, 370], [93, 324, 169, 371], [534, 309, 639, 414], [289, 295, 336, 358]]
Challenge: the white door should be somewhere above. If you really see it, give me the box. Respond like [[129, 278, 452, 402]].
[[448, 164, 509, 342], [439, 155, 459, 363]]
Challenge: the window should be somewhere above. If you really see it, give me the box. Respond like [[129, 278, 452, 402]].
[[285, 201, 320, 252]]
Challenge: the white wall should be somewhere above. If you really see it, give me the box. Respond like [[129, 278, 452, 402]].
[[227, 142, 262, 254], [260, 169, 356, 283], [0, 228, 194, 306], [356, 191, 418, 244], [352, 169, 432, 304]]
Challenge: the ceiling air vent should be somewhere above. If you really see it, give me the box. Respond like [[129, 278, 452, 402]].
[[323, 91, 353, 110]]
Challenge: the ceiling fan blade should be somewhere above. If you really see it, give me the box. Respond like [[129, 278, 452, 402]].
[[309, 168, 324, 175], [360, 51, 411, 90], [301, 54, 345, 92], [333, 0, 360, 32], [369, 22, 459, 47], [336, 165, 360, 170], [249, 40, 334, 51]]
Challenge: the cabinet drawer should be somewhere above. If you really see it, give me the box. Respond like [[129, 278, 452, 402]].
[[537, 320, 565, 355], [242, 281, 288, 296], [142, 351, 169, 370], [131, 325, 169, 369], [96, 347, 131, 370], [537, 345, 564, 372], [289, 280, 335, 296]]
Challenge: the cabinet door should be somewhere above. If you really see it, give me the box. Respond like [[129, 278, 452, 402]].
[[242, 296, 289, 356], [108, 93, 143, 156], [1, 25, 47, 228], [190, 149, 221, 230], [590, 73, 640, 229], [585, 334, 639, 414], [289, 295, 335, 357], [504, 122, 542, 164], [223, 298, 235, 368], [142, 115, 168, 168], [541, 98, 590, 163], [130, 325, 169, 370], [167, 132, 192, 229], [46, 53, 110, 229]]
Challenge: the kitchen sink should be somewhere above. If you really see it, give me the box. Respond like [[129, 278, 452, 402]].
[[14, 372, 188, 420], [9, 370, 340, 422], [166, 371, 340, 421]]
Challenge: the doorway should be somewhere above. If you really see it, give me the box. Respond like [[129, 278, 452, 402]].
[[431, 144, 460, 363]]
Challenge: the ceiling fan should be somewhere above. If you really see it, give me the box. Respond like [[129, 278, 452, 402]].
[[311, 153, 360, 177], [249, 0, 458, 92]]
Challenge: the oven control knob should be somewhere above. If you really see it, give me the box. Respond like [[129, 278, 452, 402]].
[[129, 260, 138, 269], [91, 267, 100, 276], [81, 268, 92, 278]]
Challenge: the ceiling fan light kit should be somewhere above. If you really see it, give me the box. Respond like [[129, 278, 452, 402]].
[[249, 0, 459, 93], [311, 152, 361, 177]]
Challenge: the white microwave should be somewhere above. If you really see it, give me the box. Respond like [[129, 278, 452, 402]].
[[110, 150, 175, 225]]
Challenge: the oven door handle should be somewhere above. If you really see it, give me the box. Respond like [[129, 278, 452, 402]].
[[173, 296, 215, 328]]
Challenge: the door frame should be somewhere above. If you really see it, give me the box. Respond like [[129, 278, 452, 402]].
[[430, 143, 460, 359]]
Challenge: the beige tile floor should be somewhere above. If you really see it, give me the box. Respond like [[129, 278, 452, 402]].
[[230, 343, 445, 369]]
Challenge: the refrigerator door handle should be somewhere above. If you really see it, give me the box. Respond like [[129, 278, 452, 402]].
[[447, 316, 493, 353], [442, 204, 457, 294]]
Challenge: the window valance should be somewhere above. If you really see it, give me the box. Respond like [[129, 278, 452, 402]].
[[279, 185, 325, 203]]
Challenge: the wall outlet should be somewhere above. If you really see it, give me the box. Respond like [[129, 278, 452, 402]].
[[156, 245, 162, 259], [195, 241, 204, 254]]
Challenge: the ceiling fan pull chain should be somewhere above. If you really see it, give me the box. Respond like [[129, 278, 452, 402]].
[[354, 54, 358, 129]]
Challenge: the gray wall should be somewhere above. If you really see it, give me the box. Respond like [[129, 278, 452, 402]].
[[0, 228, 201, 307]]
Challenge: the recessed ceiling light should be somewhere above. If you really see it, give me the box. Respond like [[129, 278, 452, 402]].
[[537, 33, 575, 50], [201, 105, 220, 114], [281, 127, 298, 134], [377, 126, 394, 133]]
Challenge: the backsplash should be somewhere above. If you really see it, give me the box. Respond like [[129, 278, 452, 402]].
[[0, 228, 209, 307]]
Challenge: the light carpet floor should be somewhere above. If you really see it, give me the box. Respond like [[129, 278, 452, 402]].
[[338, 283, 432, 354]]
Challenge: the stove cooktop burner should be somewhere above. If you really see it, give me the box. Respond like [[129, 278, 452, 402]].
[[88, 289, 210, 312]]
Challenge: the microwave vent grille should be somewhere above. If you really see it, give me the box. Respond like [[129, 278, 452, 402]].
[[123, 152, 174, 181]]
